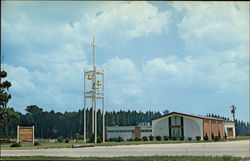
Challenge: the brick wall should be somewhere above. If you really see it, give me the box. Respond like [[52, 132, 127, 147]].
[[211, 120, 217, 138], [203, 119, 210, 139], [217, 121, 223, 139], [134, 126, 141, 138]]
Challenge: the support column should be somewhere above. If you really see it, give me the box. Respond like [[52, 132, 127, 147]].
[[17, 125, 19, 143], [102, 70, 105, 143], [83, 69, 87, 143], [32, 125, 35, 146], [83, 108, 86, 143]]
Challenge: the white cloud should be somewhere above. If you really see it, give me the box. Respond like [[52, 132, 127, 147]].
[[3, 64, 36, 94], [172, 2, 249, 51], [75, 1, 170, 43], [101, 57, 142, 105], [142, 55, 248, 92]]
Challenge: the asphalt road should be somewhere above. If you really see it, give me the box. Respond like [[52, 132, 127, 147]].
[[1, 140, 250, 158]]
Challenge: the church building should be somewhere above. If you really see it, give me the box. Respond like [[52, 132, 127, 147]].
[[152, 112, 235, 140]]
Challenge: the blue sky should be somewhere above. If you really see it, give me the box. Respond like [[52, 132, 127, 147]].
[[1, 1, 249, 121]]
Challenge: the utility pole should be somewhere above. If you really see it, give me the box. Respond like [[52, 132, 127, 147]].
[[84, 36, 105, 144], [230, 105, 237, 136], [230, 105, 236, 122]]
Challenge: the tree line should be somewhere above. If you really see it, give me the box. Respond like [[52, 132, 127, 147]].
[[0, 105, 162, 139]]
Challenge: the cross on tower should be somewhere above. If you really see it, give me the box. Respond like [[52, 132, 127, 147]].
[[83, 36, 105, 144], [91, 36, 97, 69]]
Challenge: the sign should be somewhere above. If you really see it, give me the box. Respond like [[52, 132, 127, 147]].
[[17, 126, 34, 146]]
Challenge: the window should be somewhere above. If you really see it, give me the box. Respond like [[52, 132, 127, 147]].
[[171, 116, 181, 126], [171, 128, 182, 137]]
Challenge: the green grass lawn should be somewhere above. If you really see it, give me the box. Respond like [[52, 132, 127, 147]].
[[1, 136, 249, 150], [1, 156, 249, 161]]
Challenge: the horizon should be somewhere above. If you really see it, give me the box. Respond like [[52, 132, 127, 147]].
[[1, 2, 249, 121]]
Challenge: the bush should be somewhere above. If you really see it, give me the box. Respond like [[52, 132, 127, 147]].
[[118, 136, 124, 142], [34, 141, 41, 146], [57, 136, 64, 143], [75, 133, 84, 140], [149, 135, 154, 141], [134, 137, 141, 141], [172, 136, 177, 140], [127, 138, 133, 142], [97, 136, 102, 143], [204, 133, 209, 141], [65, 138, 70, 143], [142, 136, 148, 141], [87, 135, 102, 143], [10, 142, 21, 147], [163, 136, 169, 141], [213, 136, 220, 141], [179, 136, 184, 140], [195, 136, 201, 141], [108, 138, 117, 142], [108, 137, 122, 142], [155, 136, 162, 141], [211, 133, 214, 140], [188, 137, 192, 141]]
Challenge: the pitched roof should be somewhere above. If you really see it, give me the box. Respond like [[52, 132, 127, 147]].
[[151, 111, 234, 122]]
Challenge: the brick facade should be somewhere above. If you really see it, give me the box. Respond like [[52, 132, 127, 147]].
[[203, 119, 210, 139], [134, 126, 141, 138], [217, 121, 223, 139], [203, 119, 224, 140]]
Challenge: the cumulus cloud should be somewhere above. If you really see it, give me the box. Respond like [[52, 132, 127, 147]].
[[82, 1, 170, 41], [102, 57, 142, 105], [142, 55, 248, 91], [172, 2, 249, 51]]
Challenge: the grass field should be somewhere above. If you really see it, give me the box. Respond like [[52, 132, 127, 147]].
[[1, 156, 249, 161], [1, 136, 249, 150]]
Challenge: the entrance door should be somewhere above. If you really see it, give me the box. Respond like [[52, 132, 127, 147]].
[[171, 127, 182, 137], [227, 128, 233, 138]]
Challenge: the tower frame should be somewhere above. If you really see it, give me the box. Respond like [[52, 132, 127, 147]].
[[83, 37, 105, 144]]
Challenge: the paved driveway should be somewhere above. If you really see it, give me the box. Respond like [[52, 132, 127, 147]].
[[2, 140, 250, 158]]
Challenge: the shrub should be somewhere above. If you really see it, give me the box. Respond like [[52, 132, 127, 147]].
[[127, 138, 133, 142], [142, 136, 148, 141], [155, 136, 162, 141], [172, 136, 177, 140], [10, 142, 21, 147], [109, 137, 122, 142], [213, 136, 220, 141], [195, 136, 201, 141], [118, 136, 124, 142], [65, 138, 70, 143], [57, 136, 64, 143], [97, 136, 102, 143], [34, 141, 41, 146], [188, 137, 192, 141], [163, 136, 169, 141], [211, 133, 214, 140], [134, 137, 141, 141], [179, 136, 184, 140], [75, 133, 83, 140], [204, 133, 209, 141], [89, 134, 96, 143], [149, 135, 154, 141]]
